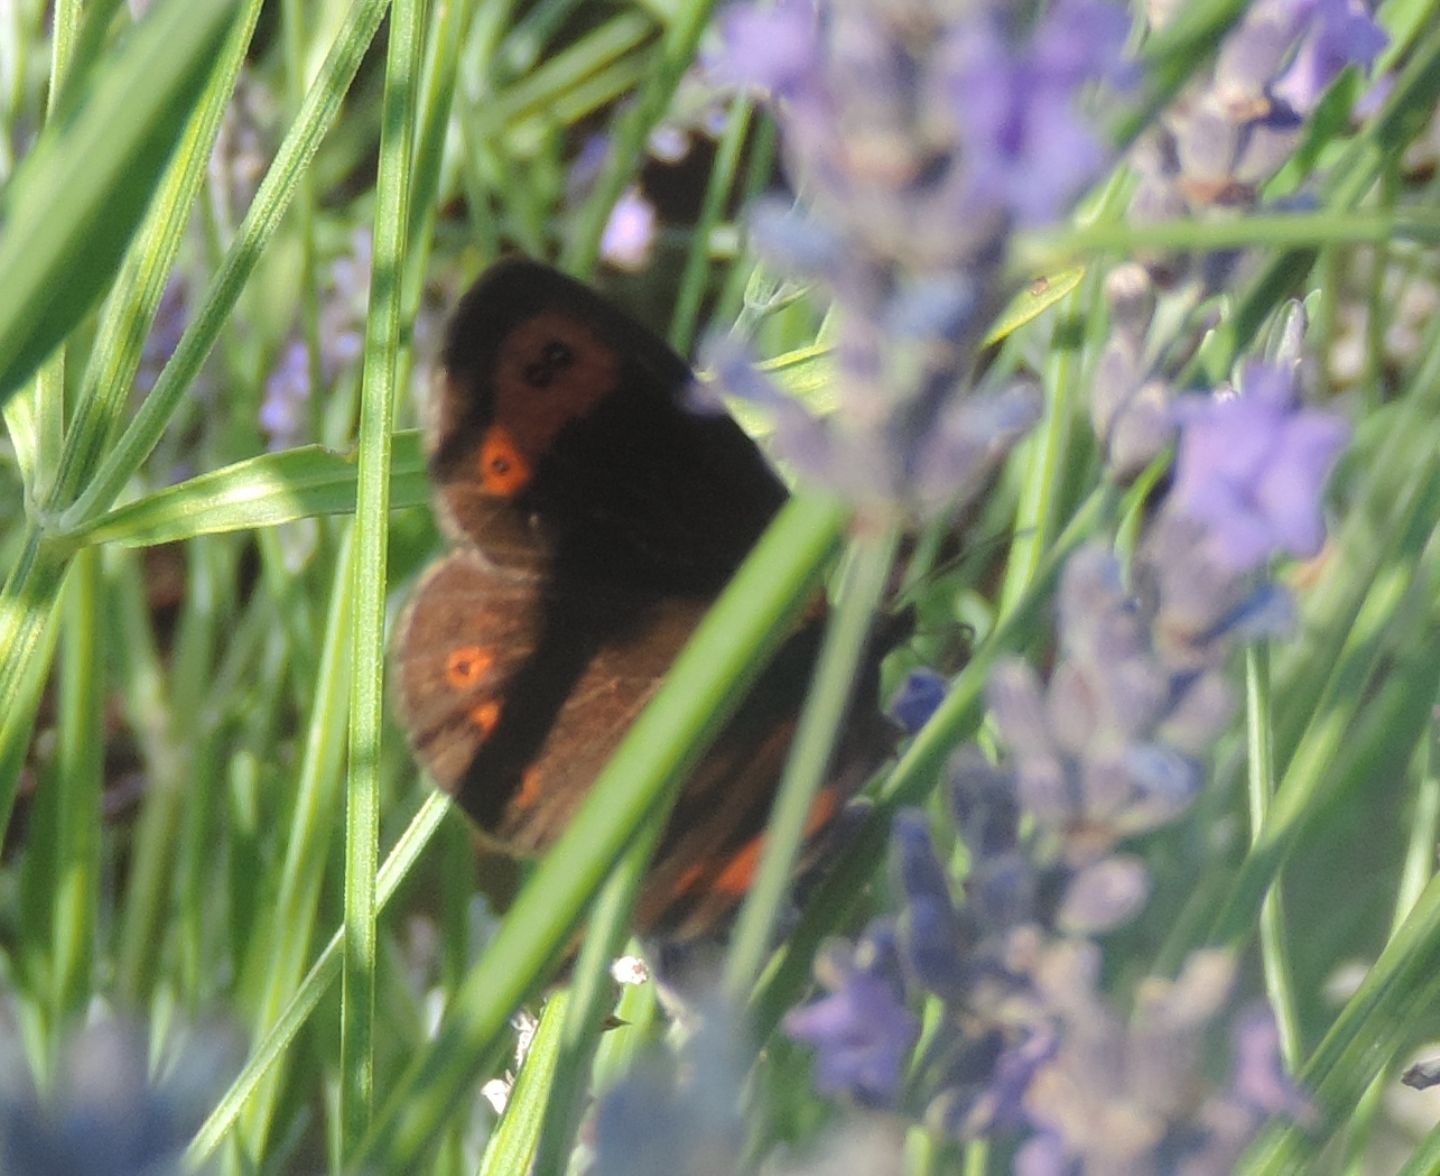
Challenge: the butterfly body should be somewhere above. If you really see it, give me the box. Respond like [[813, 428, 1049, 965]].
[[393, 258, 891, 939]]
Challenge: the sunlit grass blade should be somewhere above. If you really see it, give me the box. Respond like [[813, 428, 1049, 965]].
[[237, 531, 355, 1157], [477, 992, 569, 1176], [339, 0, 425, 1153], [185, 792, 452, 1166], [67, 434, 427, 549], [49, 0, 263, 511]]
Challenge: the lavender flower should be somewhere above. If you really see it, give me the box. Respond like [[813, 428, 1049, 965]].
[[1089, 264, 1177, 480], [1170, 360, 1350, 573], [1134, 0, 1387, 224], [589, 1005, 750, 1176], [788, 327, 1344, 1151], [888, 667, 949, 734], [600, 187, 658, 272], [785, 923, 920, 1104], [1018, 946, 1310, 1175], [987, 546, 1231, 857], [259, 338, 311, 450], [136, 277, 189, 397], [1270, 0, 1389, 116], [706, 0, 1130, 517]]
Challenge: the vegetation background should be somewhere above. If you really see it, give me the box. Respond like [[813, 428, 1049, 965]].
[[0, 0, 1439, 1172]]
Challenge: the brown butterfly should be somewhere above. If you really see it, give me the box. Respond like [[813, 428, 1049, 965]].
[[392, 258, 894, 941]]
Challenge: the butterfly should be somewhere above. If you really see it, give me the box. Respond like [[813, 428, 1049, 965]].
[[392, 258, 895, 941]]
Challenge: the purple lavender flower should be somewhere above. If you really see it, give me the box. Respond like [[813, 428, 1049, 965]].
[[710, 0, 818, 103], [135, 277, 189, 397], [785, 923, 920, 1104], [259, 338, 311, 450], [705, 0, 1130, 517], [1170, 360, 1349, 573], [1271, 0, 1389, 116], [1090, 264, 1177, 480], [1134, 0, 1386, 226], [987, 545, 1230, 856], [600, 188, 658, 272], [1016, 945, 1309, 1175], [260, 231, 371, 450]]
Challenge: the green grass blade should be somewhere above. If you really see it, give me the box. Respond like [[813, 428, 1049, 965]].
[[340, 0, 424, 1152], [0, 531, 69, 847], [69, 434, 427, 549], [185, 792, 452, 1165], [49, 546, 102, 1029], [477, 993, 570, 1176], [238, 531, 355, 1157], [529, 823, 668, 1176], [723, 526, 900, 999], [49, 0, 263, 511], [0, 0, 236, 405], [59, 0, 393, 529]]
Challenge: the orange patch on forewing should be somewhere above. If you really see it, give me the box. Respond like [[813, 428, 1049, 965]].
[[445, 645, 494, 689], [676, 786, 842, 899], [468, 699, 502, 737], [478, 425, 532, 496]]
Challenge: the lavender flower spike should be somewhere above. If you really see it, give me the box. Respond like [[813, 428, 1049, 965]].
[[786, 923, 921, 1105], [1170, 360, 1350, 573], [705, 0, 1130, 518]]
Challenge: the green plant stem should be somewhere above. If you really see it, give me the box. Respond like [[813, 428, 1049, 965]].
[[723, 524, 901, 999], [340, 0, 423, 1152], [1246, 641, 1300, 1070], [669, 95, 754, 356], [528, 825, 665, 1176], [561, 0, 717, 276], [50, 544, 101, 1030], [186, 793, 451, 1165]]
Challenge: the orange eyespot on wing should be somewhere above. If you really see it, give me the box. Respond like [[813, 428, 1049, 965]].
[[478, 426, 532, 497], [445, 645, 495, 689]]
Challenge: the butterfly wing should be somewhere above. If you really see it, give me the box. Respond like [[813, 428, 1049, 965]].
[[393, 549, 682, 850], [395, 257, 898, 942], [428, 258, 788, 594]]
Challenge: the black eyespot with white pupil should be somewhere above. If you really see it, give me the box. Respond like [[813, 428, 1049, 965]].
[[521, 339, 575, 388]]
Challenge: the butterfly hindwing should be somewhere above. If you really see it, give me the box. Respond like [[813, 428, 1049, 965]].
[[395, 549, 707, 854]]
